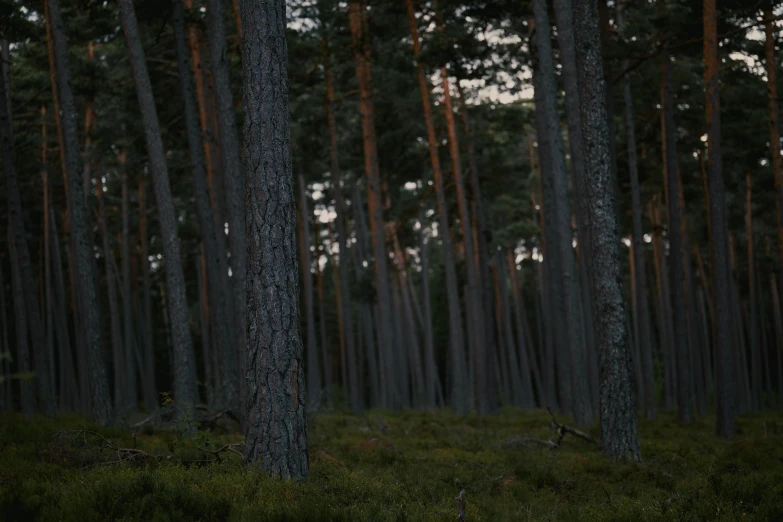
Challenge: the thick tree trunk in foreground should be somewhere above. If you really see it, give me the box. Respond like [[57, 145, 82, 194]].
[[573, 0, 640, 460], [119, 0, 199, 412], [404, 0, 467, 414], [704, 0, 735, 439], [240, 0, 308, 478]]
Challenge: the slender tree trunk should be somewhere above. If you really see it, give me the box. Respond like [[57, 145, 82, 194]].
[[206, 0, 246, 412], [42, 106, 57, 410], [746, 173, 761, 411], [7, 230, 34, 416], [573, 0, 640, 460], [403, 0, 467, 413], [119, 0, 199, 412], [323, 35, 359, 413], [173, 0, 236, 412], [618, 4, 656, 420], [418, 210, 438, 408], [765, 9, 783, 276], [96, 178, 127, 411], [119, 159, 137, 411], [0, 268, 11, 411], [507, 250, 542, 407], [772, 275, 783, 408], [298, 176, 322, 411], [138, 180, 157, 411], [197, 252, 213, 404], [240, 0, 308, 478], [1, 45, 55, 416], [660, 31, 692, 424], [349, 0, 396, 410], [316, 239, 331, 403], [704, 0, 735, 439]]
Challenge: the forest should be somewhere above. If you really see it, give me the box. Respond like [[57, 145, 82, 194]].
[[1, 0, 783, 520]]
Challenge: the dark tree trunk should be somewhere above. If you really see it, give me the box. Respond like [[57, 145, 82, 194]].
[[138, 180, 157, 411], [573, 0, 640, 460], [173, 0, 236, 412], [298, 175, 322, 411], [660, 33, 693, 424], [46, 0, 111, 424], [404, 0, 467, 414], [119, 0, 199, 413], [1, 44, 55, 416], [349, 0, 396, 410], [704, 0, 735, 439], [7, 230, 34, 416], [418, 209, 438, 408], [120, 162, 137, 411], [766, 9, 783, 276], [618, 4, 656, 420], [240, 0, 308, 478], [746, 173, 761, 411], [96, 178, 127, 411], [206, 0, 246, 412], [0, 268, 11, 411]]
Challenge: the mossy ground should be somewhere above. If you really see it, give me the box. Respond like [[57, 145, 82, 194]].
[[1, 408, 782, 521]]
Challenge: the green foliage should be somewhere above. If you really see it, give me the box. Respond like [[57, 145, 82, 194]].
[[1, 410, 783, 521]]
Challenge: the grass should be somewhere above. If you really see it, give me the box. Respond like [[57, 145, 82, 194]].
[[1, 407, 783, 521]]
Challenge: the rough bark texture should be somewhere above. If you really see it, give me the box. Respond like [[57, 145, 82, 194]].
[[41, 20, 97, 417], [618, 3, 656, 420], [119, 0, 199, 412], [704, 0, 735, 439], [349, 0, 395, 410], [173, 0, 236, 412], [661, 40, 692, 424], [573, 0, 640, 460], [240, 0, 308, 478], [206, 0, 245, 411]]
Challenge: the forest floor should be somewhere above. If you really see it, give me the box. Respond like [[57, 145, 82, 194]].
[[1, 407, 782, 521]]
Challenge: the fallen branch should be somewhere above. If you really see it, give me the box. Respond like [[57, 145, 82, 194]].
[[456, 489, 466, 521], [546, 406, 599, 446]]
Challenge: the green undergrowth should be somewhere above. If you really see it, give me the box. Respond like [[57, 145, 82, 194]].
[[1, 408, 783, 521]]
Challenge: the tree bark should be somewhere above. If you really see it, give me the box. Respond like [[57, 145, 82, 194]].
[[240, 0, 308, 478], [120, 160, 137, 411], [7, 229, 34, 416], [173, 0, 237, 412], [765, 10, 783, 278], [206, 0, 246, 410], [573, 0, 640, 460], [404, 0, 466, 414], [704, 0, 735, 439], [119, 0, 199, 412], [349, 0, 396, 410], [618, 3, 656, 420], [0, 268, 11, 412], [746, 173, 761, 411], [660, 30, 692, 424], [138, 180, 157, 411], [1, 43, 55, 417]]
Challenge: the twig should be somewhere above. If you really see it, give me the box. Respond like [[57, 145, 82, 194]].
[[456, 489, 466, 521], [546, 406, 599, 445]]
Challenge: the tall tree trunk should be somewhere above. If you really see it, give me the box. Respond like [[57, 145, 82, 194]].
[[533, 4, 582, 418], [404, 0, 466, 414], [418, 209, 438, 408], [772, 274, 783, 408], [349, 0, 396, 410], [618, 4, 656, 420], [45, 0, 111, 424], [704, 0, 735, 439], [0, 268, 11, 411], [7, 230, 34, 416], [454, 76, 498, 414], [660, 28, 693, 424], [508, 251, 543, 405], [766, 9, 783, 276], [573, 0, 640, 460], [96, 178, 127, 411], [197, 252, 213, 404], [173, 0, 236, 412], [118, 157, 137, 411], [1, 44, 55, 417], [42, 105, 57, 410], [322, 33, 359, 413], [746, 172, 761, 411], [119, 0, 199, 413], [240, 0, 308, 478], [206, 0, 246, 413], [138, 180, 157, 411], [298, 176, 322, 411]]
